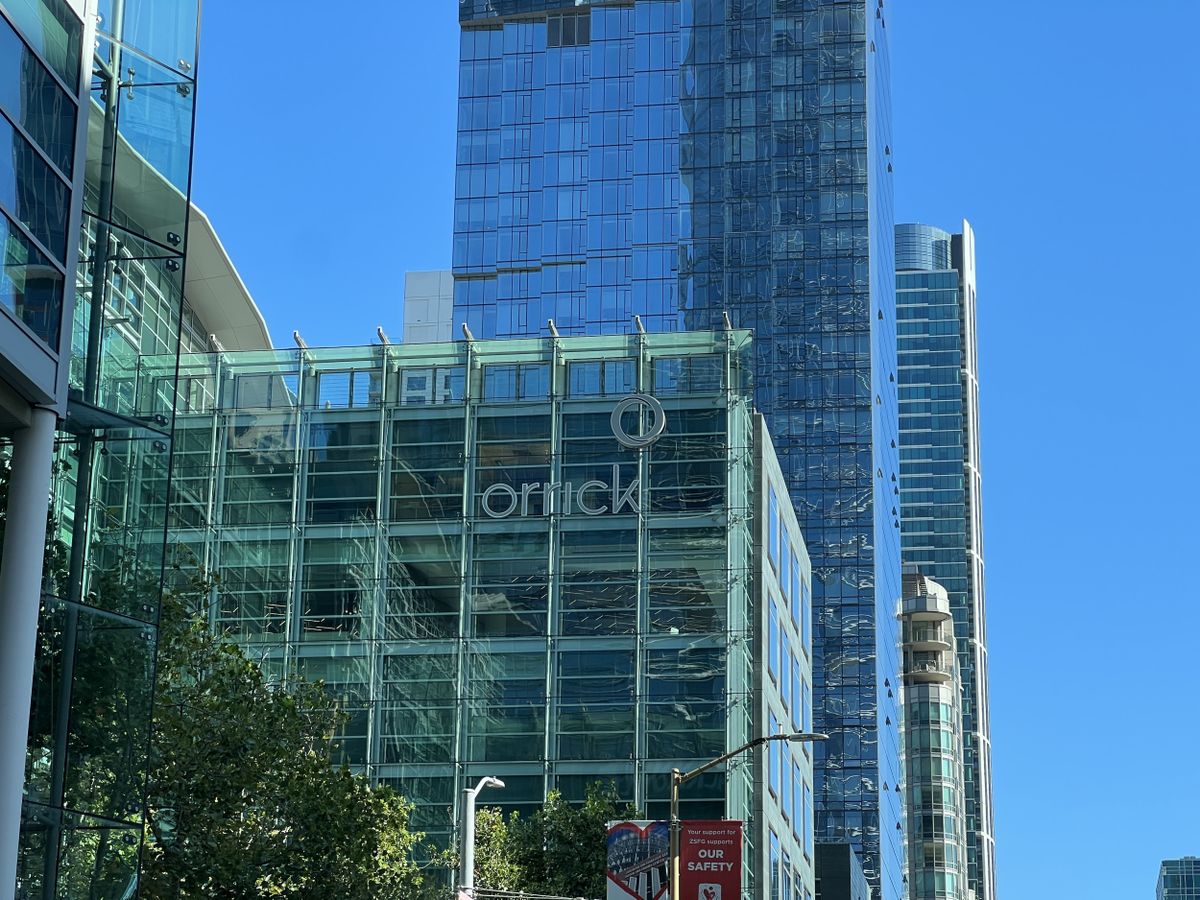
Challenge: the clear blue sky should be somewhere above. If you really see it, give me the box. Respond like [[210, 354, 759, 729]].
[[192, 3, 1200, 897]]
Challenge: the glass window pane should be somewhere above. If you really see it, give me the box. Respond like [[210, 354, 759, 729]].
[[689, 355, 723, 392], [472, 525, 549, 636], [300, 536, 375, 640], [214, 538, 290, 640], [98, 0, 199, 75], [519, 362, 549, 399], [61, 609, 155, 822], [0, 0, 82, 86], [467, 651, 547, 761], [0, 16, 77, 172], [645, 646, 726, 758], [561, 526, 637, 635], [770, 830, 781, 900], [653, 357, 683, 393], [568, 360, 601, 397], [306, 420, 379, 524], [768, 602, 779, 682], [556, 647, 635, 760], [768, 487, 779, 567], [0, 113, 69, 261], [380, 653, 459, 763], [483, 364, 517, 401], [604, 358, 635, 394], [384, 532, 462, 640], [1, 211, 63, 345], [90, 45, 193, 249]]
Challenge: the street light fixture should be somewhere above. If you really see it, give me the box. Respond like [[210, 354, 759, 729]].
[[458, 776, 506, 899], [669, 733, 827, 900]]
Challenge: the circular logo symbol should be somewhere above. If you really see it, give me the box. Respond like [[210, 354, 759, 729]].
[[610, 394, 667, 449]]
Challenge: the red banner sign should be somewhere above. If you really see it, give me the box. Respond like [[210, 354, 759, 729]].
[[679, 820, 742, 900]]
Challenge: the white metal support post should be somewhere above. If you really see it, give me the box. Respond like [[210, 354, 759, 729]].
[[0, 407, 58, 898]]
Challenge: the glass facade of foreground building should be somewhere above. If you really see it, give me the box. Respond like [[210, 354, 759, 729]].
[[896, 222, 994, 900], [452, 4, 901, 895], [0, 0, 202, 896], [154, 331, 815, 899]]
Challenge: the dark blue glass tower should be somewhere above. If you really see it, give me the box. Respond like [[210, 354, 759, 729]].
[[453, 3, 901, 897]]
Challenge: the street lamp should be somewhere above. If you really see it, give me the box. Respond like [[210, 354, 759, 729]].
[[669, 733, 827, 900], [458, 776, 505, 899]]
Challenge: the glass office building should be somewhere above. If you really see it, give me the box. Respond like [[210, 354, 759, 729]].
[[157, 330, 816, 898], [452, 4, 901, 896], [896, 222, 994, 900], [1159, 858, 1200, 900]]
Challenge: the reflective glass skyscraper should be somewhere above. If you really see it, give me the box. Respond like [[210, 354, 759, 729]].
[[1159, 858, 1200, 900], [453, 3, 901, 897], [896, 222, 995, 900]]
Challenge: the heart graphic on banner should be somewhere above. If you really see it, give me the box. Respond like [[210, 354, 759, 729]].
[[606, 821, 670, 900]]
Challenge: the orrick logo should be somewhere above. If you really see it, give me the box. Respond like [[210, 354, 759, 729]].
[[480, 465, 637, 518], [480, 393, 666, 519], [610, 393, 666, 449]]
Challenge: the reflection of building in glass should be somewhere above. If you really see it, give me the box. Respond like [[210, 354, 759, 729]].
[[162, 330, 816, 898], [1, 1, 268, 895], [896, 222, 994, 900], [1159, 857, 1200, 900], [899, 566, 970, 900], [451, 5, 901, 895]]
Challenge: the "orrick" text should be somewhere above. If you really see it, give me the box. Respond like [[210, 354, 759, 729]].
[[480, 464, 639, 518]]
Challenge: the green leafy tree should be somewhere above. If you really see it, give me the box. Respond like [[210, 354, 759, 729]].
[[140, 572, 438, 899], [470, 807, 525, 892], [472, 782, 638, 900]]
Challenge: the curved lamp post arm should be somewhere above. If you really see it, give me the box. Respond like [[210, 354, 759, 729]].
[[669, 733, 827, 899], [676, 735, 769, 788]]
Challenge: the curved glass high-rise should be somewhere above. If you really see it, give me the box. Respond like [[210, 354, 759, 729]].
[[453, 3, 901, 897], [899, 566, 969, 900], [896, 221, 995, 900]]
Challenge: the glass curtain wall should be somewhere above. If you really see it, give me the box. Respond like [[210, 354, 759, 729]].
[[452, 3, 901, 896], [155, 332, 774, 865], [15, 0, 201, 896]]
